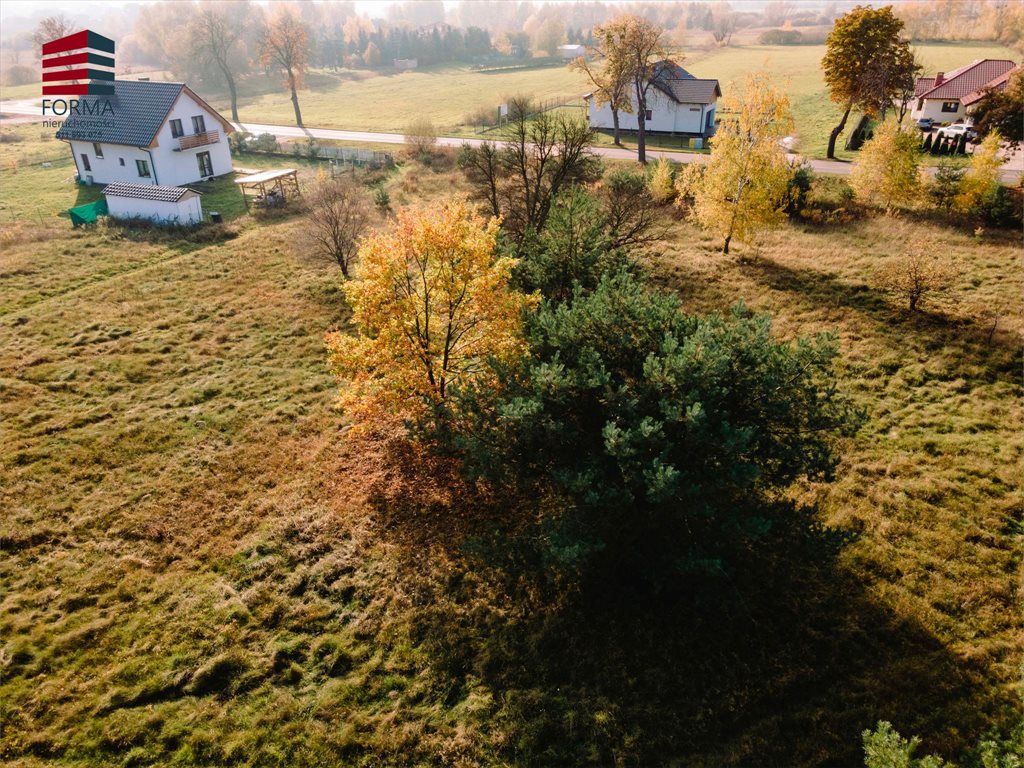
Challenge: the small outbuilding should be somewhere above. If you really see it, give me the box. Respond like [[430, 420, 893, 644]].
[[102, 181, 203, 225]]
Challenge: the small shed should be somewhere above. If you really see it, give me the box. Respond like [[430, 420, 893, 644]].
[[102, 182, 203, 225]]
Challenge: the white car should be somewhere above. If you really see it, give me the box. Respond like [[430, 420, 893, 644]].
[[937, 124, 976, 141]]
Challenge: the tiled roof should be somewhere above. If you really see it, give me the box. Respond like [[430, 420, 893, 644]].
[[963, 65, 1021, 106], [102, 182, 197, 202], [648, 59, 720, 104], [916, 59, 1017, 101], [56, 80, 184, 146]]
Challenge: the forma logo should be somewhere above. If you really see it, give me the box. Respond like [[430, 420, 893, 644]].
[[42, 29, 116, 97]]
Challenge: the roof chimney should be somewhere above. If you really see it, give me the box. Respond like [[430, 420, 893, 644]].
[[934, 72, 944, 85]]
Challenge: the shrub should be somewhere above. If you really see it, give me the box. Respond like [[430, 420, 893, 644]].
[[373, 186, 391, 214], [304, 176, 371, 277], [954, 132, 1001, 215], [784, 159, 814, 217], [850, 121, 921, 212], [251, 132, 280, 153], [929, 162, 966, 212], [875, 251, 958, 312], [758, 29, 804, 44], [647, 158, 676, 204], [2, 64, 35, 86], [404, 118, 438, 158], [229, 131, 253, 153], [862, 722, 949, 768]]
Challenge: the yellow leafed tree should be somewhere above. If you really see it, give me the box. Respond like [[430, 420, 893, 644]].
[[326, 201, 535, 433], [850, 121, 922, 213], [954, 132, 1002, 215], [686, 72, 793, 254]]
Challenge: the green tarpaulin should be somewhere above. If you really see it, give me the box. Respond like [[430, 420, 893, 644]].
[[68, 199, 108, 227]]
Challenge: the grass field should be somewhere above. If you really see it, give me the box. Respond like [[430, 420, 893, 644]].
[[198, 41, 1015, 159], [0, 142, 1020, 765], [2, 41, 1015, 162]]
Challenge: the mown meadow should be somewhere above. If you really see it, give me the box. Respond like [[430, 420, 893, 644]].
[[0, 133, 1020, 767]]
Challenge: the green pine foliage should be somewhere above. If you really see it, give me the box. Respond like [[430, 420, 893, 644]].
[[449, 268, 862, 582]]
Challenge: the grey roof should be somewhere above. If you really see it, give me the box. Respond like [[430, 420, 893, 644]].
[[102, 182, 198, 202], [648, 59, 720, 105], [56, 81, 185, 147], [656, 78, 722, 104]]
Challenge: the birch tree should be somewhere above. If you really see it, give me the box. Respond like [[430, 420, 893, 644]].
[[685, 73, 793, 254]]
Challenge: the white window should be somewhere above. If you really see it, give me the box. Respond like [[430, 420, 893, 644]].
[[136, 159, 151, 178], [941, 101, 960, 113], [93, 142, 103, 158], [191, 115, 206, 134]]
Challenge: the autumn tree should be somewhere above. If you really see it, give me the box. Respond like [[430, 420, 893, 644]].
[[571, 24, 634, 145], [363, 41, 381, 68], [971, 70, 1023, 149], [30, 14, 72, 53], [684, 73, 794, 254], [459, 101, 600, 244], [850, 121, 921, 212], [875, 250, 958, 312], [647, 157, 676, 204], [954, 132, 1003, 215], [822, 6, 915, 158], [326, 201, 535, 432], [260, 7, 309, 126], [190, 1, 252, 123], [595, 15, 672, 164], [304, 176, 371, 278]]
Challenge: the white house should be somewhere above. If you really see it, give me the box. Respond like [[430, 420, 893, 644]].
[[910, 59, 1017, 124], [585, 60, 721, 138], [56, 80, 234, 187], [103, 182, 203, 225], [557, 44, 586, 60]]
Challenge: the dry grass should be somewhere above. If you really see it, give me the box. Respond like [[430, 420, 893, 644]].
[[0, 160, 1020, 766]]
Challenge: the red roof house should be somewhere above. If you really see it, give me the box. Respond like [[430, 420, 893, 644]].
[[910, 59, 1017, 123]]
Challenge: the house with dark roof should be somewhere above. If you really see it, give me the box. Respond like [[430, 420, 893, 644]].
[[584, 60, 721, 140], [56, 80, 234, 187], [910, 59, 1017, 124]]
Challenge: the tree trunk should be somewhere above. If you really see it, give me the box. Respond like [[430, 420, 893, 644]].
[[612, 107, 621, 145], [288, 68, 303, 127], [637, 106, 647, 164], [723, 234, 731, 254], [225, 69, 240, 123], [827, 105, 852, 159]]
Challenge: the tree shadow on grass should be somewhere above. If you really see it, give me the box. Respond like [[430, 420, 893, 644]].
[[746, 255, 1022, 385], [367, 447, 1016, 767]]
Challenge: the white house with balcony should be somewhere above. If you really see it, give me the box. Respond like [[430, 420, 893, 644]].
[[585, 60, 721, 139], [56, 80, 234, 187]]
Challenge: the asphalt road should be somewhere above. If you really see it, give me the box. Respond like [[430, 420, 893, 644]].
[[234, 120, 1021, 181], [2, 98, 1019, 181]]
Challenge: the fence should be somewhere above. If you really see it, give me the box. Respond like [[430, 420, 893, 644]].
[[473, 96, 587, 134]]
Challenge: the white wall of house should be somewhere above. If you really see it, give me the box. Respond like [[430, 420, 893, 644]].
[[587, 88, 716, 135], [67, 91, 233, 186], [105, 192, 203, 225], [910, 98, 966, 123], [69, 140, 156, 185], [151, 91, 233, 186]]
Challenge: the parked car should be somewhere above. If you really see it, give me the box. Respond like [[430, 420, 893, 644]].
[[937, 124, 976, 141], [916, 118, 934, 131]]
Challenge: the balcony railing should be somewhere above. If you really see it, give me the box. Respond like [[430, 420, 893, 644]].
[[177, 130, 220, 151]]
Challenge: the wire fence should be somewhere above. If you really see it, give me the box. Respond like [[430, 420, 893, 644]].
[[473, 96, 587, 134]]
